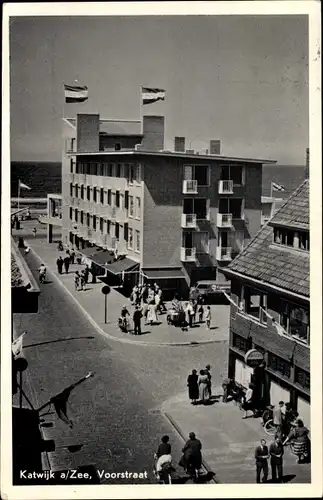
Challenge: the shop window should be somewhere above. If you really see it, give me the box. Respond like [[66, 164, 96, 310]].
[[241, 286, 267, 324], [280, 302, 310, 345], [268, 353, 291, 378], [294, 367, 310, 390]]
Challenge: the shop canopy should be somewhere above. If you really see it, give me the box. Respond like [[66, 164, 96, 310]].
[[141, 268, 186, 280], [104, 257, 139, 275], [90, 250, 115, 267]]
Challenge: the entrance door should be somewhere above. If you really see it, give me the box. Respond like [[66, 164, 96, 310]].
[[269, 380, 290, 406], [297, 396, 310, 428], [235, 359, 253, 389]]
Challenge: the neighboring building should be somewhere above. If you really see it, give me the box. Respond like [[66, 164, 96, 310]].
[[261, 196, 285, 226], [62, 113, 275, 297], [221, 180, 310, 426]]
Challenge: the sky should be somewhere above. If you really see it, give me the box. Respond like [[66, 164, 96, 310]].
[[9, 14, 309, 164]]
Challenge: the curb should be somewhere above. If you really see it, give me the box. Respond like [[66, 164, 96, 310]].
[[27, 242, 224, 348], [162, 411, 219, 484]]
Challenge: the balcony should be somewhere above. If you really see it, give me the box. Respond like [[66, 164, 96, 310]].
[[216, 213, 233, 228], [180, 247, 196, 262], [182, 179, 198, 194], [218, 180, 233, 194], [181, 213, 197, 229], [216, 246, 232, 261]]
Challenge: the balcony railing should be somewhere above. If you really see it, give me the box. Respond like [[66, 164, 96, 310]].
[[218, 180, 233, 194], [182, 179, 198, 194], [216, 213, 233, 228], [180, 247, 196, 262], [181, 213, 197, 228], [216, 246, 232, 261]]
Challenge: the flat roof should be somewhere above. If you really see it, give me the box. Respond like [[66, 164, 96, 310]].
[[68, 150, 276, 164]]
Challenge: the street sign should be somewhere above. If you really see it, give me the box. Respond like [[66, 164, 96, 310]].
[[244, 349, 264, 367], [101, 285, 111, 295]]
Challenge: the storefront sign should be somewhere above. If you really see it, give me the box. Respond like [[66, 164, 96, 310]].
[[244, 349, 264, 367]]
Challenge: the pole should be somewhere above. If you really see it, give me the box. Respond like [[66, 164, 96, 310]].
[[270, 181, 273, 198], [104, 294, 108, 324], [16, 382, 35, 410]]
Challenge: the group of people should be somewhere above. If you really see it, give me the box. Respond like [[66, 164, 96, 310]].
[[56, 252, 74, 275], [187, 365, 212, 404], [74, 266, 90, 291], [168, 295, 212, 330], [131, 283, 167, 313]]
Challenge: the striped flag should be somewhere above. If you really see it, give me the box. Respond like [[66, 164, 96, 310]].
[[64, 84, 88, 103], [271, 182, 285, 192], [18, 180, 31, 190], [141, 87, 165, 105]]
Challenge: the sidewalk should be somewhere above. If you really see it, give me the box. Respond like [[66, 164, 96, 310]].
[[23, 237, 229, 347], [161, 389, 311, 484]]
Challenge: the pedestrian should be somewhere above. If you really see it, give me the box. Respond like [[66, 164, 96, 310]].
[[242, 384, 254, 419], [198, 304, 204, 323], [147, 300, 157, 326], [272, 401, 285, 437], [269, 436, 284, 483], [70, 248, 75, 264], [83, 265, 90, 285], [158, 287, 167, 313], [222, 377, 231, 403], [255, 439, 269, 483], [181, 432, 202, 473], [205, 306, 211, 329], [155, 289, 162, 314], [142, 301, 149, 324], [198, 369, 210, 404], [32, 227, 37, 237], [192, 300, 198, 323], [74, 271, 80, 291], [133, 305, 143, 335], [147, 285, 155, 303], [56, 256, 64, 274], [205, 364, 212, 398], [283, 419, 310, 464], [79, 271, 85, 291], [156, 435, 171, 458], [131, 285, 139, 305], [187, 369, 199, 404], [141, 284, 148, 303], [63, 255, 70, 274], [186, 301, 194, 328]]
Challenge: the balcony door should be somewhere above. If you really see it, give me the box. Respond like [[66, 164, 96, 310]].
[[183, 198, 208, 219], [220, 165, 243, 184], [219, 198, 242, 218], [219, 230, 231, 248]]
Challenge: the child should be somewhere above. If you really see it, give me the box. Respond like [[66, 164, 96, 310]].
[[198, 304, 204, 323], [205, 306, 211, 329]]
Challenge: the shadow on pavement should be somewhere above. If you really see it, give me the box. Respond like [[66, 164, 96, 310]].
[[24, 336, 95, 348]]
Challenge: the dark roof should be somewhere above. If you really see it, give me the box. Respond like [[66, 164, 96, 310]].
[[142, 268, 186, 279], [105, 257, 139, 274], [225, 180, 309, 298], [268, 179, 309, 230]]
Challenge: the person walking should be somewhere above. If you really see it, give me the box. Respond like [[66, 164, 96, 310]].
[[56, 256, 64, 274], [63, 255, 70, 274], [269, 436, 284, 483], [186, 301, 195, 328], [205, 364, 212, 398], [83, 265, 90, 285], [74, 271, 80, 291], [187, 369, 199, 404], [70, 248, 75, 264], [79, 271, 86, 291], [205, 306, 211, 329], [156, 435, 171, 458], [242, 384, 254, 418], [142, 301, 149, 324], [272, 401, 285, 437], [158, 287, 167, 313], [181, 432, 202, 474], [198, 304, 204, 323], [283, 419, 310, 463], [255, 439, 269, 483], [198, 370, 210, 404], [32, 227, 37, 237], [147, 300, 157, 326], [133, 305, 143, 335]]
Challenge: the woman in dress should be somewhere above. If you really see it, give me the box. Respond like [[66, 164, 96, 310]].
[[187, 369, 199, 404], [198, 369, 210, 404], [147, 299, 157, 325], [284, 419, 310, 463]]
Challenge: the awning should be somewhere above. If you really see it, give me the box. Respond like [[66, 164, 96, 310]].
[[78, 246, 99, 258], [105, 257, 139, 275], [90, 250, 115, 267], [141, 268, 186, 280]]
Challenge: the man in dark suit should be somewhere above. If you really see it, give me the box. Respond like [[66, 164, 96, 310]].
[[255, 439, 269, 483], [269, 436, 284, 482]]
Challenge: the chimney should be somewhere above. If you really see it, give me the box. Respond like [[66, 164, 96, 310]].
[[305, 148, 309, 179], [141, 115, 165, 151], [76, 114, 100, 153], [174, 136, 185, 152], [210, 140, 221, 155]]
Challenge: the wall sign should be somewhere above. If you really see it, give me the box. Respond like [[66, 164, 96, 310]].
[[244, 349, 264, 367]]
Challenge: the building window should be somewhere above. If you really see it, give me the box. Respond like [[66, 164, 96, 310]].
[[116, 191, 120, 208], [69, 207, 73, 220], [107, 220, 111, 235], [70, 159, 75, 173], [294, 367, 310, 390], [232, 333, 250, 353], [93, 215, 97, 230], [220, 164, 243, 185], [219, 198, 243, 219], [268, 353, 291, 378], [135, 197, 141, 219], [74, 209, 78, 222], [81, 185, 84, 199], [116, 164, 121, 177], [298, 231, 310, 251], [129, 164, 135, 184], [115, 223, 120, 239], [87, 186, 90, 201], [108, 164, 113, 177], [93, 187, 97, 203], [100, 188, 104, 204], [280, 302, 310, 345], [183, 198, 208, 219], [124, 223, 128, 241], [183, 164, 209, 186], [70, 183, 73, 197], [128, 228, 133, 249], [75, 184, 79, 198], [99, 217, 104, 232], [135, 230, 140, 252], [273, 227, 299, 248], [86, 213, 90, 227], [107, 189, 111, 205], [241, 286, 268, 324], [135, 163, 141, 182], [80, 211, 84, 224], [103, 163, 109, 176], [129, 196, 134, 217], [115, 143, 121, 151], [124, 163, 129, 180], [98, 163, 103, 176]]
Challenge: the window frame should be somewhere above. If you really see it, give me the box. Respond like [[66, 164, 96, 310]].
[[129, 196, 134, 217], [135, 230, 140, 253], [128, 227, 133, 250], [183, 164, 210, 187], [279, 300, 310, 345], [135, 197, 141, 219], [239, 285, 268, 325]]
